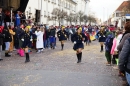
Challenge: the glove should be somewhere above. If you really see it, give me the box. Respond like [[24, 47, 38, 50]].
[[99, 36, 101, 38], [30, 39, 33, 41], [21, 39, 24, 41], [74, 41, 76, 44], [82, 41, 84, 43], [103, 35, 105, 37]]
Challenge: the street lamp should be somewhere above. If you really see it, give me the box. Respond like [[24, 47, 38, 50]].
[[10, 6, 14, 26]]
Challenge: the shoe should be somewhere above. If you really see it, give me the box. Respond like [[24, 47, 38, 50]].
[[5, 53, 11, 57], [106, 62, 111, 66], [41, 49, 43, 52], [77, 60, 81, 63], [0, 59, 3, 61], [25, 60, 30, 63]]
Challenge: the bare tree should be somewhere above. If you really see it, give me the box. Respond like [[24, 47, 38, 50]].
[[87, 15, 96, 24], [83, 15, 88, 25], [77, 11, 84, 25], [66, 13, 74, 25], [73, 14, 78, 25], [52, 8, 67, 26]]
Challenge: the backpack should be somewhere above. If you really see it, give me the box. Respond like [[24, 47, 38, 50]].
[[105, 34, 114, 51]]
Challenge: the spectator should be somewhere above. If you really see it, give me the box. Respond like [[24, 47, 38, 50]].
[[3, 25, 12, 57], [0, 6, 5, 26], [0, 26, 4, 61], [119, 37, 130, 85]]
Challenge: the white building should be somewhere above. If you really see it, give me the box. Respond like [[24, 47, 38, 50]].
[[25, 0, 88, 26]]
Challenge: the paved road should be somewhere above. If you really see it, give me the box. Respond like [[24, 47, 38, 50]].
[[0, 41, 123, 86]]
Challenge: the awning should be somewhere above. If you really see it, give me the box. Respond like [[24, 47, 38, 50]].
[[16, 0, 29, 12]]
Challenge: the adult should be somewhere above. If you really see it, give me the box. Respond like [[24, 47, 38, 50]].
[[15, 11, 21, 27], [0, 26, 4, 61], [21, 26, 33, 63], [117, 21, 130, 51], [97, 27, 106, 52], [57, 26, 68, 50], [72, 27, 85, 63], [2, 25, 12, 57], [119, 37, 130, 85], [0, 6, 5, 26], [35, 27, 44, 53], [49, 26, 56, 49]]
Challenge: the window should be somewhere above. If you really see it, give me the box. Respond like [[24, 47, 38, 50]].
[[116, 13, 120, 17], [44, 11, 46, 16]]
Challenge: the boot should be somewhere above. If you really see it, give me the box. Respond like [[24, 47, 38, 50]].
[[25, 53, 30, 63], [100, 46, 103, 52], [77, 53, 80, 63], [5, 52, 11, 57], [61, 44, 64, 50], [0, 52, 3, 61], [112, 55, 117, 64], [78, 52, 82, 63]]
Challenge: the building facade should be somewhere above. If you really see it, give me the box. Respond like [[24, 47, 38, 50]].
[[25, 0, 88, 25]]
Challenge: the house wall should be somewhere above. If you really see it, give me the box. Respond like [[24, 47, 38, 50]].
[[25, 0, 88, 26]]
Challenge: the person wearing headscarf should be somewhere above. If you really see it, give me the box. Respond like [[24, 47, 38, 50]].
[[72, 27, 85, 63], [57, 26, 68, 50]]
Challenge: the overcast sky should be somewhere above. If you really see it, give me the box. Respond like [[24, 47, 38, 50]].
[[89, 0, 124, 21]]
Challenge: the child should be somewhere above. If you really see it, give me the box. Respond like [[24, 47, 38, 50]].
[[105, 31, 114, 66]]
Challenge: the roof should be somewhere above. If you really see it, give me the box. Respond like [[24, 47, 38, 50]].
[[70, 0, 77, 4], [116, 1, 130, 11]]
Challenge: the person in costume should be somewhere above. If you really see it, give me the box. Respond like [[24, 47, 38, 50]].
[[97, 27, 106, 52], [9, 25, 15, 52], [21, 26, 33, 63], [35, 27, 44, 53], [72, 27, 85, 63], [57, 26, 68, 50]]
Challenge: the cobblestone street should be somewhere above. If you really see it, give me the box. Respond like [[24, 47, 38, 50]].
[[0, 41, 123, 86]]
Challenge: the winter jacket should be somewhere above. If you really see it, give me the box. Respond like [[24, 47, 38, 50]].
[[111, 34, 122, 55], [3, 28, 12, 42], [119, 37, 130, 74], [117, 33, 130, 52], [49, 29, 56, 37]]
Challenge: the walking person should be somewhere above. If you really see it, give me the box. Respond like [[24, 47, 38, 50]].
[[72, 27, 85, 63], [35, 27, 44, 53], [97, 27, 106, 52], [57, 26, 68, 50], [21, 26, 33, 63], [0, 26, 4, 61]]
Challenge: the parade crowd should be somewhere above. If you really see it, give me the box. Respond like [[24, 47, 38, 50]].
[[1, 6, 130, 86]]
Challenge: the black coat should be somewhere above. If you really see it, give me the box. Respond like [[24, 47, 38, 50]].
[[97, 31, 106, 42], [3, 29, 12, 42], [49, 29, 56, 37], [72, 32, 86, 43], [22, 31, 33, 48], [0, 33, 4, 45], [57, 30, 67, 41]]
